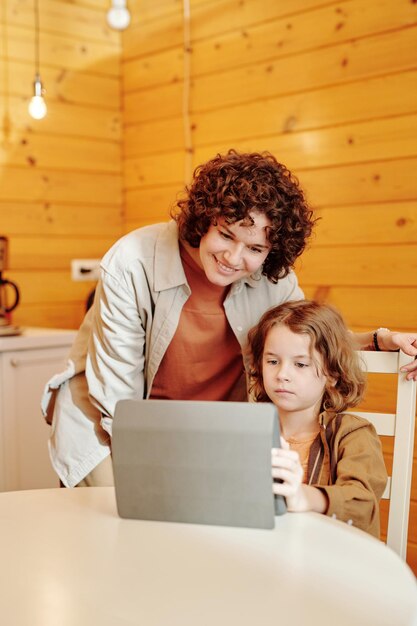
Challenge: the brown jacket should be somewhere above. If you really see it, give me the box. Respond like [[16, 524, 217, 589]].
[[306, 411, 388, 538]]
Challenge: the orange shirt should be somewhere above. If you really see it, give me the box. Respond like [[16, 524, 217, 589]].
[[150, 244, 246, 401], [287, 431, 321, 483]]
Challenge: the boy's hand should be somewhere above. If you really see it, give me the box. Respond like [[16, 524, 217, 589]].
[[271, 437, 308, 511], [272, 437, 328, 514]]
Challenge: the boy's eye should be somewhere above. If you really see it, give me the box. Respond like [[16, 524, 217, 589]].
[[219, 230, 233, 240], [248, 246, 263, 254], [295, 362, 308, 368]]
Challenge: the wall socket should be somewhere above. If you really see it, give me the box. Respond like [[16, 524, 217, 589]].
[[71, 259, 101, 282]]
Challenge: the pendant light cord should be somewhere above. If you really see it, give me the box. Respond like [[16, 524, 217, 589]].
[[182, 0, 192, 185], [1, 0, 11, 143], [34, 0, 40, 77]]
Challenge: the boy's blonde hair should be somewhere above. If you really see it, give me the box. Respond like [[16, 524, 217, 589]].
[[247, 300, 366, 413]]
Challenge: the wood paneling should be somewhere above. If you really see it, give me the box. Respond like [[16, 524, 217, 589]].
[[0, 166, 121, 204], [222, 112, 417, 168], [125, 71, 417, 154], [5, 23, 120, 76], [124, 68, 417, 128], [296, 244, 417, 287], [13, 301, 90, 330], [4, 0, 119, 44], [1, 133, 121, 172], [189, 0, 417, 77], [297, 158, 417, 207], [8, 236, 116, 270], [124, 150, 184, 189], [9, 270, 98, 304], [125, 113, 417, 176], [0, 201, 123, 236], [302, 286, 417, 331], [314, 202, 417, 246], [124, 155, 417, 207], [190, 27, 417, 112], [11, 270, 97, 330], [123, 0, 332, 54], [124, 22, 417, 100], [124, 186, 181, 229], [124, 82, 183, 124], [0, 0, 123, 331], [0, 96, 122, 141], [5, 60, 120, 108]]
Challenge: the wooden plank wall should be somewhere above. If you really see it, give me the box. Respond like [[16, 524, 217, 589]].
[[122, 0, 417, 570], [0, 0, 123, 329]]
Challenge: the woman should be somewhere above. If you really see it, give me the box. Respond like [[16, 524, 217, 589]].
[[42, 150, 417, 487]]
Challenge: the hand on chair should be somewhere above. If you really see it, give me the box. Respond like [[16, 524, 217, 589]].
[[377, 330, 417, 381]]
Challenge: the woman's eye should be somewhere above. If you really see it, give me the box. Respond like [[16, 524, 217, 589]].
[[267, 359, 278, 365], [248, 246, 263, 254], [295, 362, 308, 368]]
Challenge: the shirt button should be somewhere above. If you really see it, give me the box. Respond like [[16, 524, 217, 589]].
[[236, 326, 243, 332]]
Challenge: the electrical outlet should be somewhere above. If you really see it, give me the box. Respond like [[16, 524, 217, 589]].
[[71, 259, 101, 282]]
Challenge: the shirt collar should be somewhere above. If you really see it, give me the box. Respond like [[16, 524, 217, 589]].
[[154, 221, 188, 291], [319, 410, 338, 428], [227, 271, 262, 298]]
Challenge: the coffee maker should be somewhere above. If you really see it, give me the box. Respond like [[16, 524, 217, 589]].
[[0, 236, 21, 336]]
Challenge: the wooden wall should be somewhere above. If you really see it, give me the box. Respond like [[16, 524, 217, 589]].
[[122, 0, 417, 570], [0, 0, 123, 329]]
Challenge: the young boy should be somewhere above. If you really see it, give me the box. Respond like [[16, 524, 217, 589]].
[[247, 299, 387, 537]]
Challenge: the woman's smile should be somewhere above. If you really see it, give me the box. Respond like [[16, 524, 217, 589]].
[[213, 255, 241, 274], [192, 212, 272, 287]]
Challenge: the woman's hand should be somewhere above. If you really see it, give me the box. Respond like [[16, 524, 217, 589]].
[[377, 330, 417, 381]]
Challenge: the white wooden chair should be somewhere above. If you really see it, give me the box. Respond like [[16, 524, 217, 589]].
[[352, 351, 416, 559]]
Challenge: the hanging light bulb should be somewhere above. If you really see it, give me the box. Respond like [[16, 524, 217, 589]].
[[28, 74, 47, 120], [107, 0, 131, 30], [28, 0, 47, 120]]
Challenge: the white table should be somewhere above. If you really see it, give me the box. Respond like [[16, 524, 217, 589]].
[[0, 488, 415, 625]]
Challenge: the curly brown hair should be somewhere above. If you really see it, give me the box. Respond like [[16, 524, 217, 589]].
[[172, 150, 316, 282], [247, 300, 366, 414]]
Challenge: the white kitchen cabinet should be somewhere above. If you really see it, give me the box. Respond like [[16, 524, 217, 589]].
[[0, 328, 76, 491]]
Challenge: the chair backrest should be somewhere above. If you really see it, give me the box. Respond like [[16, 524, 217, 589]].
[[351, 351, 416, 559]]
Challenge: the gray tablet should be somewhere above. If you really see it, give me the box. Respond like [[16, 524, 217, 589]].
[[112, 399, 286, 529]]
